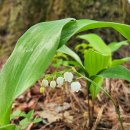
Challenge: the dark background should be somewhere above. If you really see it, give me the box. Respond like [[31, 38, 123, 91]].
[[0, 0, 130, 57]]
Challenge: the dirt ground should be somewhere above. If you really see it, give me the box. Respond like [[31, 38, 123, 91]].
[[10, 65, 130, 130]]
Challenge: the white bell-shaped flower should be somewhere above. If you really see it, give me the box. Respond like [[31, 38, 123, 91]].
[[42, 79, 48, 87], [64, 72, 73, 82], [56, 77, 64, 85], [50, 80, 56, 88], [70, 81, 81, 92]]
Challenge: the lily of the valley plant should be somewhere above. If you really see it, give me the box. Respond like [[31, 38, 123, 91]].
[[0, 18, 130, 129], [40, 72, 81, 93]]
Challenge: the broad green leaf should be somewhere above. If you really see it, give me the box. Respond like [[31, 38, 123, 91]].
[[98, 65, 130, 82], [58, 45, 84, 69], [75, 20, 130, 42], [1, 18, 130, 125], [90, 77, 103, 99], [112, 57, 130, 66], [84, 49, 111, 76], [0, 124, 16, 130], [108, 41, 129, 52], [0, 18, 73, 125], [78, 34, 111, 55]]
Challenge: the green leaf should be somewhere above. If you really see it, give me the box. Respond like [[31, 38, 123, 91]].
[[108, 41, 129, 52], [98, 65, 130, 82], [26, 110, 34, 120], [1, 18, 130, 125], [78, 34, 111, 55], [33, 118, 42, 123], [112, 57, 130, 66], [58, 45, 84, 69], [84, 49, 111, 76], [10, 110, 22, 120], [20, 118, 29, 129], [14, 127, 20, 130], [90, 77, 103, 99], [0, 124, 16, 130], [0, 18, 73, 125], [19, 112, 26, 117], [75, 20, 130, 42]]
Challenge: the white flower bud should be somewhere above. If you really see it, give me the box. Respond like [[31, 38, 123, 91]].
[[40, 87, 45, 93], [70, 82, 81, 92], [42, 79, 48, 87], [56, 77, 64, 85], [50, 80, 56, 88], [64, 72, 73, 82]]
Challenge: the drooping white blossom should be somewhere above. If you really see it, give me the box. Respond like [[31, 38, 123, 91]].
[[56, 77, 64, 85], [50, 80, 56, 88], [70, 81, 81, 92], [64, 72, 73, 82], [42, 79, 48, 87]]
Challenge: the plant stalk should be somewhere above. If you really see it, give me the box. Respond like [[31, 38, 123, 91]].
[[73, 69, 124, 130]]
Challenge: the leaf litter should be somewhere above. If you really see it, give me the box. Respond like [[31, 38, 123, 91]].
[[9, 64, 130, 130]]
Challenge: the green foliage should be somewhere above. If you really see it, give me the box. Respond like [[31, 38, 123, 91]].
[[0, 18, 74, 125], [58, 45, 84, 69], [52, 52, 69, 68], [99, 65, 130, 82], [78, 34, 111, 55], [90, 77, 103, 99], [61, 33, 130, 99], [84, 49, 111, 76], [75, 43, 89, 54], [0, 18, 130, 128], [0, 124, 16, 130], [112, 57, 130, 66], [11, 110, 42, 130], [108, 41, 129, 52]]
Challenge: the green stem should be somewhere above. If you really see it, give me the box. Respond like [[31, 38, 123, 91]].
[[115, 104, 124, 130], [73, 69, 124, 130]]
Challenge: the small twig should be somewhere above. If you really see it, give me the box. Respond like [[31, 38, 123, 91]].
[[26, 123, 33, 130], [91, 105, 106, 130], [106, 78, 111, 95], [70, 90, 85, 112]]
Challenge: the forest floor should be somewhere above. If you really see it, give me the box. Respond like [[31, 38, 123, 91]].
[[1, 57, 130, 130]]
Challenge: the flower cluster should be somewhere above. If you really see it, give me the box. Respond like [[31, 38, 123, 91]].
[[40, 72, 81, 93]]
